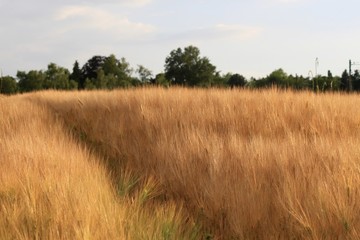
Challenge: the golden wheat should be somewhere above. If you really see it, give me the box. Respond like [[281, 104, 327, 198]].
[[0, 93, 198, 240], [2, 88, 360, 239]]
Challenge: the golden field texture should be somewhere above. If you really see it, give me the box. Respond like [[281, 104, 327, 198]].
[[2, 88, 360, 239], [0, 92, 199, 240]]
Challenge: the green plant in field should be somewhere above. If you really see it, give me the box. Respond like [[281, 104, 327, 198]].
[[138, 178, 160, 205], [117, 174, 139, 197]]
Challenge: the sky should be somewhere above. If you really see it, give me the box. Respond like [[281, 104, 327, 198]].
[[1, 0, 360, 79]]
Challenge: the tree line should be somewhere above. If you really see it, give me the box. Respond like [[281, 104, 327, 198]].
[[0, 45, 358, 94]]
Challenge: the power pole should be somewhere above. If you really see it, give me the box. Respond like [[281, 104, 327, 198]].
[[349, 60, 353, 92], [314, 58, 319, 92]]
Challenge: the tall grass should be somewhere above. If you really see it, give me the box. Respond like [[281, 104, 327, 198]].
[[0, 93, 199, 240], [2, 88, 360, 239]]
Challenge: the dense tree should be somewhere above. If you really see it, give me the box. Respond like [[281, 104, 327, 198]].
[[44, 63, 74, 90], [17, 70, 45, 93], [80, 54, 133, 89], [164, 46, 217, 86], [80, 55, 107, 89], [0, 50, 355, 93], [0, 76, 17, 94], [267, 68, 288, 87], [211, 72, 231, 87], [103, 55, 133, 88], [103, 55, 123, 78], [325, 70, 340, 91], [151, 73, 170, 87], [286, 75, 309, 90], [247, 77, 268, 88], [94, 69, 108, 89], [228, 73, 246, 88], [83, 69, 108, 89], [352, 70, 360, 91], [249, 70, 312, 90]]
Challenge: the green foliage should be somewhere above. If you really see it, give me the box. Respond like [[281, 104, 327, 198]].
[[151, 73, 169, 87], [340, 70, 349, 91], [69, 80, 78, 90], [165, 46, 217, 86], [17, 70, 45, 93], [80, 55, 107, 89], [44, 63, 71, 90], [352, 70, 360, 91], [136, 65, 153, 83], [117, 175, 139, 197], [84, 78, 96, 90], [2, 47, 355, 93], [16, 64, 74, 93], [70, 61, 81, 87], [211, 72, 231, 87], [267, 68, 288, 87], [247, 77, 268, 89], [286, 75, 310, 90], [247, 70, 314, 91], [0, 76, 17, 94], [228, 73, 246, 88], [80, 54, 133, 90]]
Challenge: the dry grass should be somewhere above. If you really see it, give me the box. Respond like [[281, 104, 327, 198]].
[[0, 92, 199, 240], [2, 88, 360, 239]]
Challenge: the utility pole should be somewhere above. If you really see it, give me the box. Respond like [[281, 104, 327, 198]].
[[349, 60, 353, 92], [314, 58, 319, 92]]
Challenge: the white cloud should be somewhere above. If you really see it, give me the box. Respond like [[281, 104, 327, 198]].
[[54, 6, 155, 36]]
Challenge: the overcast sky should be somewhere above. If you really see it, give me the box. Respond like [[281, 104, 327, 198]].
[[1, 0, 360, 78]]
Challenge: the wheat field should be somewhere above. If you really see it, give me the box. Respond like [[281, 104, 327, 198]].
[[2, 88, 360, 239]]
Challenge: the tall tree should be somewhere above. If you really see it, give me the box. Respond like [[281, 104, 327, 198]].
[[80, 55, 107, 89], [164, 46, 217, 86], [70, 60, 82, 87], [340, 70, 349, 91]]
